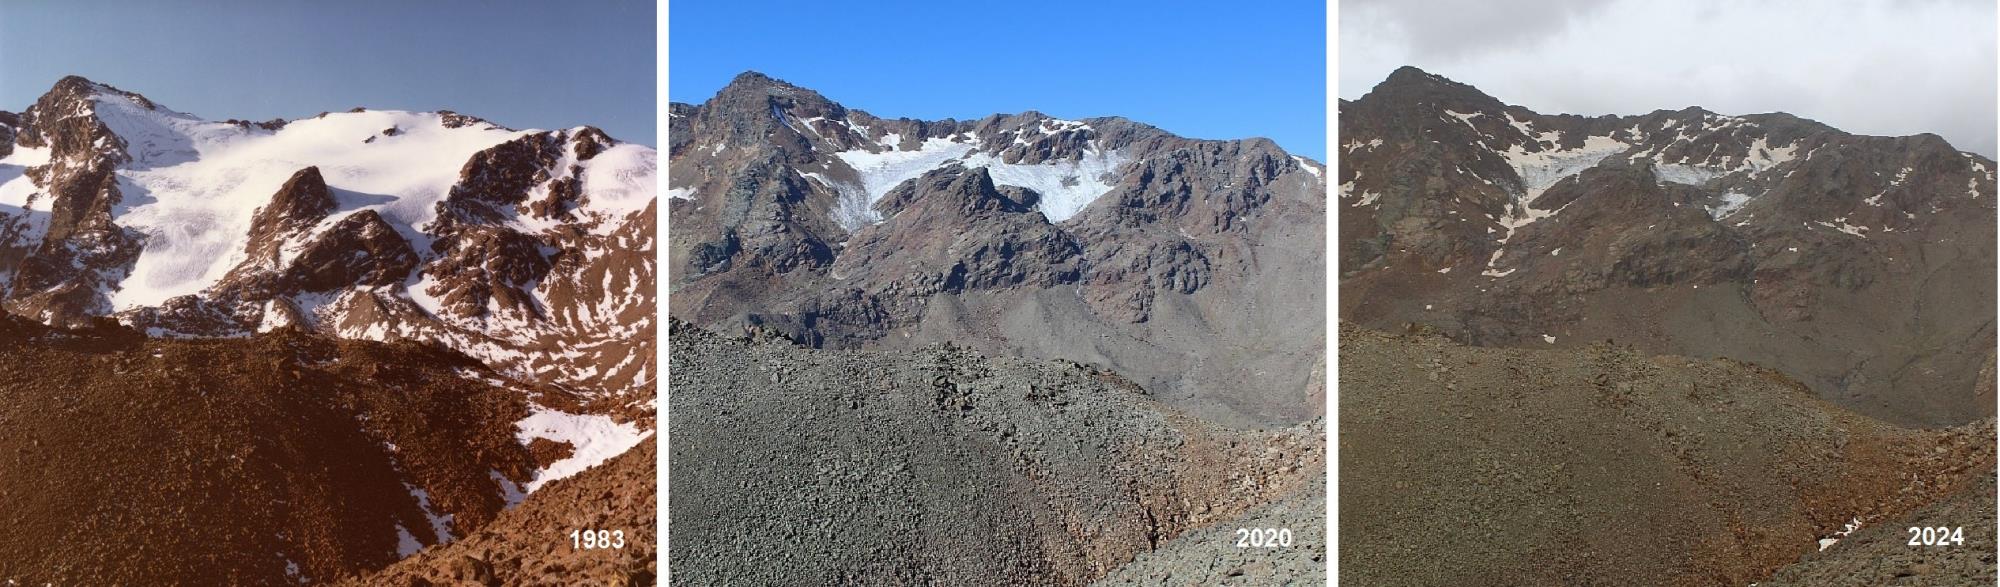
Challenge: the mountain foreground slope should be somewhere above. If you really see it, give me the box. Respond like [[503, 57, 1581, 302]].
[[1339, 324, 1993, 586], [340, 438, 657, 586], [1338, 66, 1995, 426], [668, 320, 1323, 585], [0, 317, 541, 584], [668, 72, 1326, 428]]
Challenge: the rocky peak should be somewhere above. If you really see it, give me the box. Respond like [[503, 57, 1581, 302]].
[[259, 167, 337, 228], [570, 126, 613, 160], [236, 166, 337, 268], [437, 110, 499, 130], [0, 110, 16, 158], [877, 164, 1034, 217], [1359, 66, 1508, 115], [15, 76, 132, 164], [832, 163, 1081, 295], [439, 131, 570, 225]]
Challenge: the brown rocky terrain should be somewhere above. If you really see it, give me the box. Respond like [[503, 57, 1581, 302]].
[[668, 71, 1325, 428], [1338, 324, 1994, 586], [667, 320, 1323, 585], [0, 316, 544, 584], [1339, 66, 1995, 427], [341, 438, 656, 587], [1761, 461, 1997, 586]]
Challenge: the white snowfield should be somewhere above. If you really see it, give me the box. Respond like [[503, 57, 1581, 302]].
[[20, 88, 656, 312], [821, 118, 1134, 230], [513, 404, 653, 493]]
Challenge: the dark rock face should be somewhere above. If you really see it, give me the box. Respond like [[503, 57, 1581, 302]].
[[668, 72, 1327, 426], [0, 110, 17, 159], [2, 77, 149, 324], [239, 167, 339, 267], [832, 165, 1083, 296], [423, 226, 552, 319], [287, 211, 418, 291], [1339, 66, 1996, 426]]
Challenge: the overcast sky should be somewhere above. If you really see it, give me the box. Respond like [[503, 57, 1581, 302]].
[[1339, 0, 1998, 158]]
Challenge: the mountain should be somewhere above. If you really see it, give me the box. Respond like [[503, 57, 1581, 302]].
[[0, 77, 655, 583], [667, 72, 1327, 427], [1338, 66, 1996, 426], [1338, 324, 1993, 587], [0, 76, 657, 406], [667, 320, 1322, 586]]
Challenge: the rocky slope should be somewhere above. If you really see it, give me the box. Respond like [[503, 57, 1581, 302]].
[[1761, 461, 1997, 586], [668, 72, 1325, 427], [1338, 66, 1995, 426], [1338, 324, 1994, 587], [0, 317, 539, 584], [667, 320, 1323, 586], [341, 438, 656, 586], [1089, 472, 1327, 586]]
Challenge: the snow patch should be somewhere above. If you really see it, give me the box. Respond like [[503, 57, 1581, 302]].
[[1654, 164, 1727, 186], [830, 137, 976, 228], [1292, 156, 1322, 179], [1706, 192, 1753, 219], [514, 404, 651, 493], [961, 146, 1128, 222], [1444, 109, 1483, 133], [394, 524, 422, 557], [1819, 517, 1864, 551], [1502, 134, 1626, 202]]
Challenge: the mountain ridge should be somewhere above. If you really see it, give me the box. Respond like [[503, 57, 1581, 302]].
[[0, 74, 658, 407], [1339, 66, 1995, 426], [669, 71, 1327, 427]]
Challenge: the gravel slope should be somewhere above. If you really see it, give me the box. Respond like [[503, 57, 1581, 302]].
[[0, 318, 537, 585], [342, 438, 657, 586], [1338, 324, 1993, 587], [668, 320, 1323, 585], [1760, 456, 1996, 586], [1089, 469, 1327, 586]]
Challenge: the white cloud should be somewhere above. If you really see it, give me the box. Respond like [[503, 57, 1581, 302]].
[[1341, 0, 1998, 157]]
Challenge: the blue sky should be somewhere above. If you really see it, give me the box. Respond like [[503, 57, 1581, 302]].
[[668, 0, 1328, 161], [0, 1, 656, 144]]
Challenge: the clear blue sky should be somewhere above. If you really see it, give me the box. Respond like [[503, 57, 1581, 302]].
[[668, 0, 1327, 161], [1, 1, 656, 144]]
